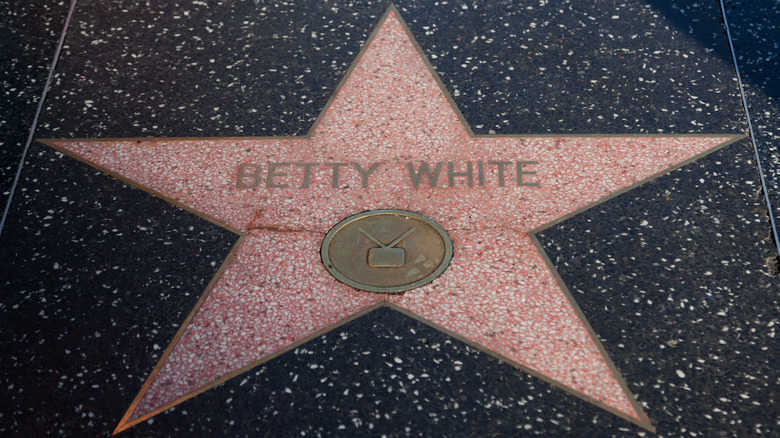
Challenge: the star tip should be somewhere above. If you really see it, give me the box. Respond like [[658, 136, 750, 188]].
[[111, 405, 146, 436], [386, 3, 403, 20], [112, 412, 151, 436], [635, 414, 656, 434], [111, 421, 128, 436]]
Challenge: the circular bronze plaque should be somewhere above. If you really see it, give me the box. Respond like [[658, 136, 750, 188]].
[[321, 210, 453, 293]]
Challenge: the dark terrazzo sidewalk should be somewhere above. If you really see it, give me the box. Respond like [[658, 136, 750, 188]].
[[723, 0, 780, 251], [0, 0, 70, 212]]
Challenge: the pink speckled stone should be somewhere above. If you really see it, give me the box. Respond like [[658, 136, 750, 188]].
[[52, 10, 732, 430]]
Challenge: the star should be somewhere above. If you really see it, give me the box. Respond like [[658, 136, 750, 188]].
[[43, 6, 736, 435]]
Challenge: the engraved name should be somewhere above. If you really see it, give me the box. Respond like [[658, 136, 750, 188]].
[[235, 161, 539, 189]]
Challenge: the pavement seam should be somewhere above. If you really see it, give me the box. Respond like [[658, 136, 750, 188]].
[[0, 0, 79, 241], [718, 0, 780, 259]]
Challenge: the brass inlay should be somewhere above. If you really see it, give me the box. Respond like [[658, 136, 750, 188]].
[[321, 210, 452, 293]]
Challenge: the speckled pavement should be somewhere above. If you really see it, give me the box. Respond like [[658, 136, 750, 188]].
[[1, 1, 778, 437]]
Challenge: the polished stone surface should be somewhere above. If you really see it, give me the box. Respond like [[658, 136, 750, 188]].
[[0, 0, 69, 210], [724, 0, 780, 248], [1, 1, 777, 437]]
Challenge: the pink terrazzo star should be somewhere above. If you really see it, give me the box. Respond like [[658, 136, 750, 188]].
[[44, 6, 737, 434]]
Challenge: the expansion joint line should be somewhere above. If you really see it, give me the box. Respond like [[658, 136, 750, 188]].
[[718, 0, 780, 258], [0, 0, 79, 241]]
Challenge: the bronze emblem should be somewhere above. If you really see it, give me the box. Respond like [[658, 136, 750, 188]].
[[321, 210, 453, 293]]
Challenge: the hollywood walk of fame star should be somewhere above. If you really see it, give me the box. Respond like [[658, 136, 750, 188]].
[[41, 6, 738, 434]]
